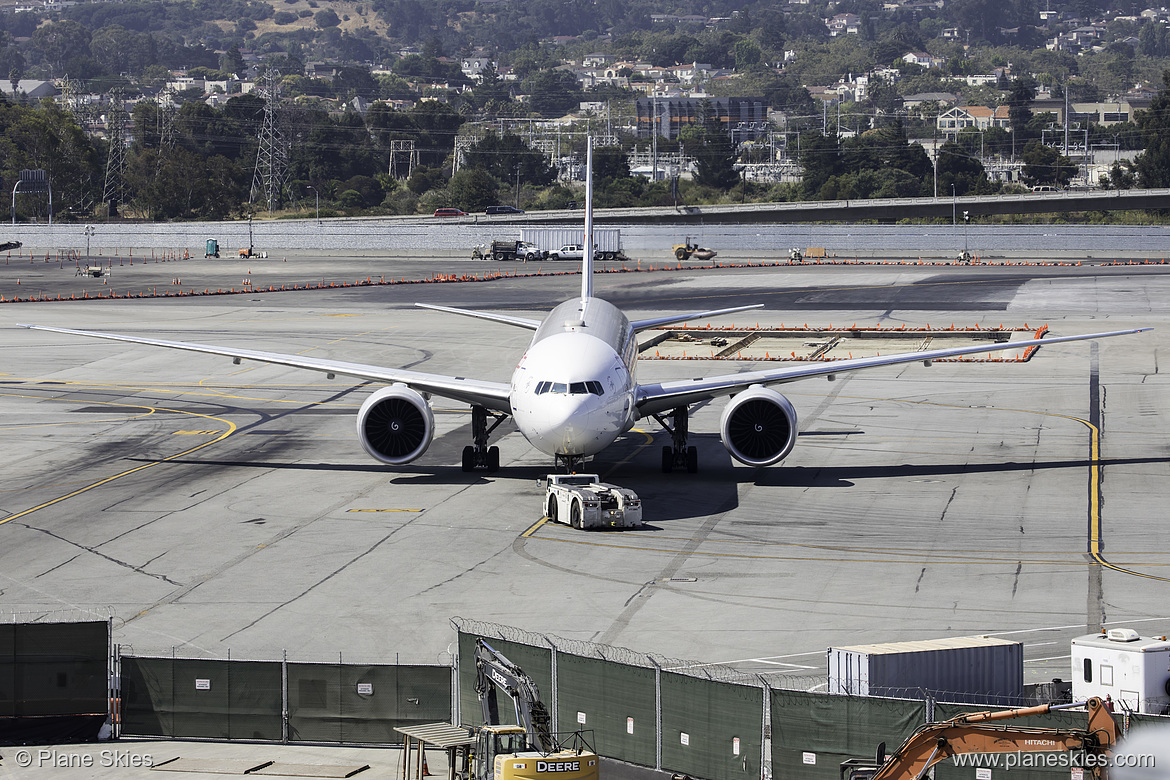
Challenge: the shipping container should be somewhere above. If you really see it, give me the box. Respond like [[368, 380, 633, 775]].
[[1071, 629, 1170, 714], [827, 636, 1023, 705], [520, 228, 624, 259]]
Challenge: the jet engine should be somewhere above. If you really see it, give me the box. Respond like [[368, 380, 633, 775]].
[[357, 384, 434, 465], [719, 385, 798, 467]]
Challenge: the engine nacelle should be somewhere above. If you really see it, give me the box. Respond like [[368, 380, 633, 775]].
[[357, 384, 435, 465], [719, 385, 798, 467]]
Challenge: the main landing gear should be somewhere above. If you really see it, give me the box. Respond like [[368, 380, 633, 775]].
[[462, 405, 507, 472], [653, 406, 698, 473]]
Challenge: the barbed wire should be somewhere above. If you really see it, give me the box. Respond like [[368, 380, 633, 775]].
[[0, 605, 117, 624]]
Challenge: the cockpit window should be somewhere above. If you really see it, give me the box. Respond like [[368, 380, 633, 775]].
[[535, 381, 604, 395]]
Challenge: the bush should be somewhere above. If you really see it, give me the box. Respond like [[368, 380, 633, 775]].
[[314, 7, 338, 26], [274, 11, 297, 24]]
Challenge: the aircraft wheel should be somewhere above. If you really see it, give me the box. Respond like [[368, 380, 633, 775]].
[[461, 446, 475, 472], [571, 501, 583, 529], [661, 446, 673, 473], [487, 446, 500, 472], [686, 446, 698, 474], [547, 496, 558, 523]]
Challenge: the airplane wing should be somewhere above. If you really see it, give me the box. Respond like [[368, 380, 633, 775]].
[[18, 324, 513, 413], [415, 304, 541, 330], [635, 327, 1150, 418], [630, 304, 763, 333]]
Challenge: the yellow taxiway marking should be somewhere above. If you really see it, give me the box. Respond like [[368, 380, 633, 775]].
[[0, 396, 237, 527], [173, 430, 221, 435], [347, 508, 424, 513], [522, 517, 551, 537]]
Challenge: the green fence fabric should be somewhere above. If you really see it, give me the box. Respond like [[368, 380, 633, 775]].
[[771, 689, 924, 780], [0, 625, 14, 718], [1, 622, 108, 717], [158, 658, 283, 740], [457, 632, 552, 728], [661, 674, 761, 780], [288, 663, 450, 744], [120, 657, 174, 737], [555, 654, 656, 767]]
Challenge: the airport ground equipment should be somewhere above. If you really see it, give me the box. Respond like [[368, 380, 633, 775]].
[[488, 240, 543, 262], [672, 238, 717, 261], [543, 474, 642, 529], [840, 697, 1118, 780], [471, 639, 600, 780]]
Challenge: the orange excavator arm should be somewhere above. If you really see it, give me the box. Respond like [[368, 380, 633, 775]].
[[865, 697, 1118, 780]]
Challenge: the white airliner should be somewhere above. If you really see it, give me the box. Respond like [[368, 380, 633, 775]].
[[20, 141, 1148, 474]]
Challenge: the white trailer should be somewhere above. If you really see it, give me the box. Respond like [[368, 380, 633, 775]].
[[1072, 628, 1170, 714], [520, 228, 625, 260], [543, 474, 642, 530]]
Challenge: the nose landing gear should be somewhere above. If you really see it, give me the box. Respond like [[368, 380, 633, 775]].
[[462, 405, 507, 472]]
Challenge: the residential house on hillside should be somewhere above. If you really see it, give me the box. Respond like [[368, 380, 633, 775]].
[[902, 51, 944, 68], [825, 13, 860, 35], [937, 105, 1010, 135]]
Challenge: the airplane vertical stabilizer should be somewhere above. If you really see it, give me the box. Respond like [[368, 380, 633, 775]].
[[582, 136, 594, 300]]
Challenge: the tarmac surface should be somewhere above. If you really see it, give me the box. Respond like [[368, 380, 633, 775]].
[[1, 247, 1168, 777]]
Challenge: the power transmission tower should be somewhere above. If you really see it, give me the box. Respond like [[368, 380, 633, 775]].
[[390, 139, 419, 179], [251, 68, 288, 213], [102, 89, 128, 217]]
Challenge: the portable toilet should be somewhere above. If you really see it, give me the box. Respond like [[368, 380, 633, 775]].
[[205, 238, 219, 258], [1071, 629, 1170, 714]]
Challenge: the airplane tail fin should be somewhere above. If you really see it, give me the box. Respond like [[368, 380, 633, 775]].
[[582, 136, 594, 301]]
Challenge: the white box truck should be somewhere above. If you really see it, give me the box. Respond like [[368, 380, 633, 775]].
[[519, 228, 625, 260], [1071, 628, 1170, 714]]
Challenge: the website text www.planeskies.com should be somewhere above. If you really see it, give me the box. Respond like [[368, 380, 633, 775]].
[[953, 751, 1155, 772]]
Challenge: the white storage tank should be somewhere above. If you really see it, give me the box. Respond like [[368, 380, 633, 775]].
[[828, 636, 1023, 704], [1071, 628, 1170, 714]]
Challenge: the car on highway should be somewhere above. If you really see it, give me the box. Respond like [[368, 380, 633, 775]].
[[434, 208, 469, 217], [485, 205, 524, 215]]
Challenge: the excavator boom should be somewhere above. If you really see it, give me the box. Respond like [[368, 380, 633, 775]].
[[847, 697, 1118, 780]]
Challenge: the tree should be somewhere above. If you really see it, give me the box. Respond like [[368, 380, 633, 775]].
[[315, 8, 341, 28], [685, 102, 739, 190], [1007, 77, 1036, 141], [446, 167, 498, 212], [464, 131, 556, 186], [1133, 70, 1170, 188], [523, 69, 583, 117], [1021, 140, 1075, 188]]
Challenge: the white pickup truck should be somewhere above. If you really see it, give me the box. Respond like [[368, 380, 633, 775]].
[[543, 474, 642, 530], [546, 244, 585, 261]]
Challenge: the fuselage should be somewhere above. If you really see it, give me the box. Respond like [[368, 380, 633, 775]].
[[510, 297, 638, 457]]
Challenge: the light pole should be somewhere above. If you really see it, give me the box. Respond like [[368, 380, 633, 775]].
[[83, 224, 95, 259], [951, 183, 956, 225], [514, 164, 522, 210], [307, 185, 319, 225]]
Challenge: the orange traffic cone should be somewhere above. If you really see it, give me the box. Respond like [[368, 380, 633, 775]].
[[422, 750, 432, 776]]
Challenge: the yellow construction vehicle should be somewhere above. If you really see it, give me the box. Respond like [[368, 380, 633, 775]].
[[840, 697, 1119, 780], [470, 639, 599, 780], [672, 238, 717, 261]]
